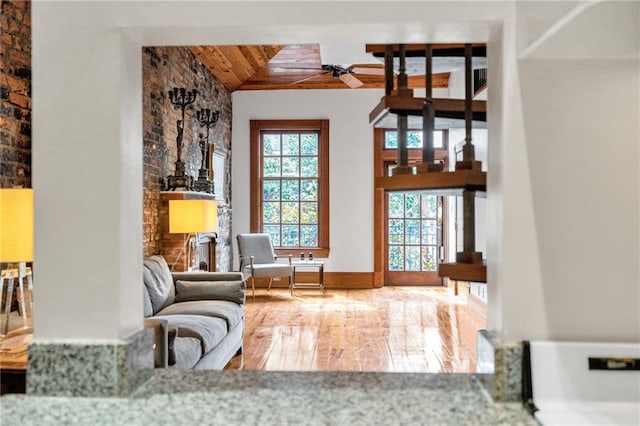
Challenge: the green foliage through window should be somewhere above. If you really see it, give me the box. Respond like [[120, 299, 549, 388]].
[[384, 130, 444, 149], [388, 193, 441, 272], [261, 131, 320, 248]]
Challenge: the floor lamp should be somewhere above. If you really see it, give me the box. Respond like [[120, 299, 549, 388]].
[[0, 188, 34, 335], [168, 199, 218, 271]]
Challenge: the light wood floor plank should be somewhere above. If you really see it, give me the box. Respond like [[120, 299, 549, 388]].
[[227, 286, 485, 373]]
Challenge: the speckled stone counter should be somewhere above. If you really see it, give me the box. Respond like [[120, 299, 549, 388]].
[[476, 330, 523, 402], [0, 370, 539, 425]]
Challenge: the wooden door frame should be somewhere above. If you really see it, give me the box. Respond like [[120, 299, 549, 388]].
[[373, 128, 449, 287]]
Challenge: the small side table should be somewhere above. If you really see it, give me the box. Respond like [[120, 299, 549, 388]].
[[290, 260, 325, 296]]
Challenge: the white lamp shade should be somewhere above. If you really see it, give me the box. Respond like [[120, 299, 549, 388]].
[[0, 188, 34, 262], [169, 199, 218, 234]]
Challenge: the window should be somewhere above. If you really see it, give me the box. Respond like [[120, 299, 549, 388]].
[[250, 120, 329, 257], [384, 130, 444, 150]]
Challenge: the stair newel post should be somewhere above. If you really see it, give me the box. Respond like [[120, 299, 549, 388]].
[[397, 114, 408, 167], [462, 189, 476, 254], [391, 44, 412, 175], [455, 44, 483, 264], [456, 44, 482, 172], [463, 43, 474, 161], [416, 44, 442, 174], [397, 44, 408, 91], [423, 43, 434, 165], [384, 45, 394, 96]]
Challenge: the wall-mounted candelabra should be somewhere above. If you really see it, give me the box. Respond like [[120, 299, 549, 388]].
[[194, 108, 221, 193], [166, 87, 197, 191]]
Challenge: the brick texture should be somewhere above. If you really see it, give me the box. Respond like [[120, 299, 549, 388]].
[[142, 46, 233, 271], [0, 0, 31, 188]]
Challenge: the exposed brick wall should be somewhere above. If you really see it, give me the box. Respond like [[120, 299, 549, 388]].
[[142, 46, 233, 271], [0, 0, 31, 188]]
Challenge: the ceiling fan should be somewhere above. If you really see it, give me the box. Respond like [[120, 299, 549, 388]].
[[276, 64, 385, 88]]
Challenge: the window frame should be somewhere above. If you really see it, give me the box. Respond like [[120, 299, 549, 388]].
[[250, 119, 330, 257]]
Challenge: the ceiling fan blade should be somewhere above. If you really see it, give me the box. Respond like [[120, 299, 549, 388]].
[[339, 73, 364, 89], [270, 67, 324, 72], [350, 65, 386, 75], [292, 71, 330, 85]]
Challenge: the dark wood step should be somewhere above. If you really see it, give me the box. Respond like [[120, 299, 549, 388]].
[[438, 262, 487, 283], [375, 169, 486, 193], [370, 95, 487, 125]]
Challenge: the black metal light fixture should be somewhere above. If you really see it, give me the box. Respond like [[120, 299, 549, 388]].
[[194, 108, 220, 194], [166, 87, 197, 191]]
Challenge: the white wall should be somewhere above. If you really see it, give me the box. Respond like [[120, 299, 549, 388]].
[[233, 90, 383, 272], [490, 0, 640, 341], [31, 1, 639, 344], [517, 58, 639, 340]]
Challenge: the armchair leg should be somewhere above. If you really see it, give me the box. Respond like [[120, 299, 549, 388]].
[[250, 276, 255, 301], [267, 277, 273, 291]]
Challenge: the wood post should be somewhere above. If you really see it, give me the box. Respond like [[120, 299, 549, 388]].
[[416, 43, 443, 173], [456, 43, 482, 171]]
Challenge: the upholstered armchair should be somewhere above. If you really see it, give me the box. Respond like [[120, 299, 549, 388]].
[[236, 233, 293, 300]]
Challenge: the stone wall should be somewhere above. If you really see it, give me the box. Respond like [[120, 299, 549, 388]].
[[142, 46, 233, 271], [0, 0, 31, 188]]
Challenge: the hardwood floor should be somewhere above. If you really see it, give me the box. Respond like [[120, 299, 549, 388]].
[[226, 286, 486, 373]]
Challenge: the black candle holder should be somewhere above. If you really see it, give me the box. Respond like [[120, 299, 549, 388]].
[[166, 87, 197, 191], [194, 108, 220, 193]]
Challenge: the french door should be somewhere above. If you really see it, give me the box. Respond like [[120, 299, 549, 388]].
[[385, 190, 444, 286], [374, 128, 447, 286]]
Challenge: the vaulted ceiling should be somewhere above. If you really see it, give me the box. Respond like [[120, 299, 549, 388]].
[[187, 44, 451, 92]]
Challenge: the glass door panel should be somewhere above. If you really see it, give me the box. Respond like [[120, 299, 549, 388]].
[[385, 192, 443, 286]]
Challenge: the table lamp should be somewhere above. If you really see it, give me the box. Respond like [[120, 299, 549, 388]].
[[0, 188, 33, 264], [0, 188, 34, 334], [168, 199, 217, 271]]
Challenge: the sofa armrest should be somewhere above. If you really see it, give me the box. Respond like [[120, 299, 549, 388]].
[[143, 317, 168, 368]]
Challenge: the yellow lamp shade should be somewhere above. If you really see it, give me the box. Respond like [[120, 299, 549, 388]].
[[0, 188, 34, 262], [169, 199, 218, 234]]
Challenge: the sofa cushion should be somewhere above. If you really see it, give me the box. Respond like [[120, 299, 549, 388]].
[[244, 263, 293, 278], [175, 280, 245, 305], [171, 337, 202, 369], [156, 300, 243, 330], [160, 314, 228, 355], [143, 255, 175, 314]]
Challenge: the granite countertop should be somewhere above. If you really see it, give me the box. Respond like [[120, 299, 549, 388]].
[[0, 370, 539, 425]]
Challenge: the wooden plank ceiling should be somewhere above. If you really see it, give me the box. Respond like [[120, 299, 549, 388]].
[[187, 44, 450, 92]]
